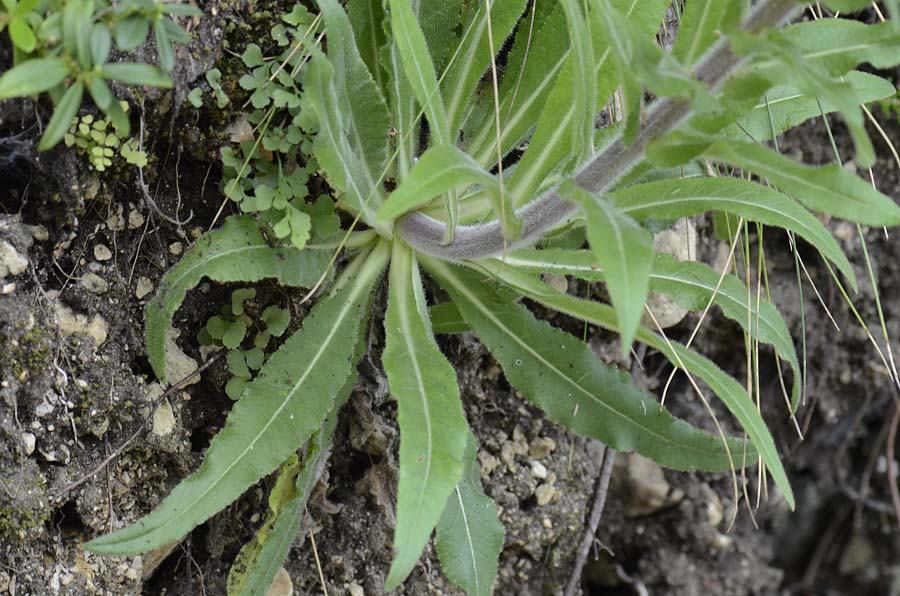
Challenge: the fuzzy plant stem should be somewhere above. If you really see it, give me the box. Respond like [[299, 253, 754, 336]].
[[398, 0, 800, 261]]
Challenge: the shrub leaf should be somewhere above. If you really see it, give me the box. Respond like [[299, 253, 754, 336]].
[[704, 140, 900, 227], [423, 258, 752, 473], [383, 242, 468, 589], [471, 262, 793, 509], [435, 432, 505, 596], [561, 181, 653, 356], [85, 242, 389, 555], [607, 177, 858, 291]]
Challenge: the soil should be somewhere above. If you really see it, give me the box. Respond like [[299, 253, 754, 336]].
[[1, 3, 900, 596]]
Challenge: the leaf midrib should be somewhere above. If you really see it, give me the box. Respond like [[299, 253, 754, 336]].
[[725, 148, 895, 214], [394, 258, 436, 559], [454, 486, 480, 594], [101, 269, 370, 547]]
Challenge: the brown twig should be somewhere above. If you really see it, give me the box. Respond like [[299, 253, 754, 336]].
[[51, 352, 224, 501], [564, 445, 617, 596]]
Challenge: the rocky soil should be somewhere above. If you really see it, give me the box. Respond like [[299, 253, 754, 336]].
[[1, 3, 900, 595]]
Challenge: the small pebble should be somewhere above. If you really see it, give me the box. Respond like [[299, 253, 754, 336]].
[[169, 242, 183, 255], [152, 401, 176, 436], [94, 244, 113, 261], [535, 483, 558, 506], [30, 225, 49, 241], [135, 277, 154, 299], [529, 437, 556, 459], [266, 567, 293, 596], [21, 432, 36, 455], [128, 210, 145, 229], [80, 272, 109, 294], [531, 460, 548, 479]]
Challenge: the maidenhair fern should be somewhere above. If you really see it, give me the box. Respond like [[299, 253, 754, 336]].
[[84, 1, 900, 594]]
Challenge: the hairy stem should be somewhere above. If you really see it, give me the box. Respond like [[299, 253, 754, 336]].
[[398, 0, 799, 260]]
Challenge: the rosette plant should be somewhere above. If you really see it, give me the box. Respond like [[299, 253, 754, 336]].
[[85, 0, 900, 593]]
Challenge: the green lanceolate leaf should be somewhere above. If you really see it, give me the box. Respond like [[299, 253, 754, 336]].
[[463, 1, 566, 165], [422, 258, 749, 472], [387, 0, 464, 237], [39, 80, 83, 151], [145, 215, 330, 382], [9, 16, 36, 52], [441, 0, 526, 136], [496, 249, 800, 409], [0, 57, 70, 99], [703, 141, 900, 227], [560, 181, 652, 357], [479, 267, 793, 509], [774, 20, 900, 75], [309, 0, 390, 225], [505, 0, 597, 205], [377, 144, 518, 237], [418, 0, 468, 73], [154, 19, 174, 70], [507, 0, 668, 206], [383, 242, 468, 590], [720, 71, 896, 143], [607, 177, 858, 291], [102, 62, 172, 87], [85, 242, 390, 555], [382, 14, 418, 183], [388, 0, 450, 144], [226, 396, 346, 596], [436, 432, 504, 596], [346, 0, 386, 92], [430, 302, 470, 334], [672, 0, 729, 65]]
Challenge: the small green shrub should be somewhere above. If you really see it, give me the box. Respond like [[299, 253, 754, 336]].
[[84, 1, 900, 594], [0, 0, 201, 149]]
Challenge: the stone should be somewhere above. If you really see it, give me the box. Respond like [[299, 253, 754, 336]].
[[0, 240, 28, 277], [535, 483, 558, 506], [21, 432, 35, 455], [529, 437, 556, 459], [54, 302, 109, 347], [80, 272, 109, 294], [93, 244, 112, 261], [29, 225, 49, 241], [347, 583, 365, 596], [530, 460, 548, 480], [265, 567, 293, 596], [478, 451, 500, 478], [128, 210, 145, 230], [622, 453, 671, 516], [152, 400, 176, 436], [39, 444, 70, 464], [168, 242, 183, 255], [643, 218, 697, 329], [135, 277, 153, 299], [164, 330, 200, 386], [541, 273, 568, 294], [710, 532, 733, 552]]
